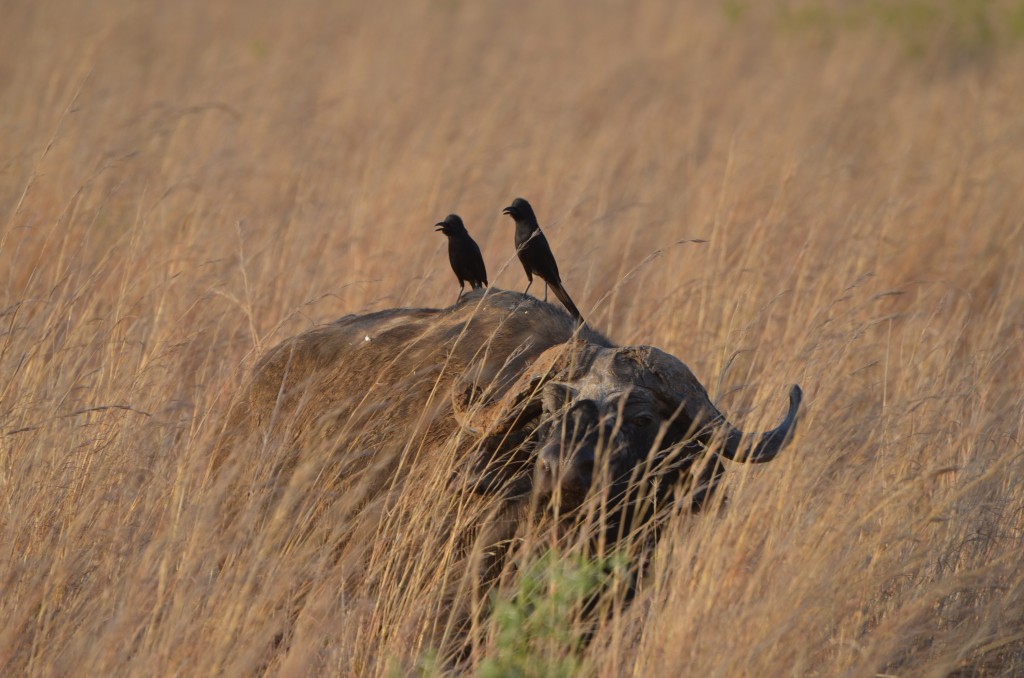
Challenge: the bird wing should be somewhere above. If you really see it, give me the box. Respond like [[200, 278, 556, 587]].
[[469, 239, 488, 285], [532, 230, 561, 282]]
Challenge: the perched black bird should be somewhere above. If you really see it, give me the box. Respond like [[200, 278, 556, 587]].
[[436, 214, 488, 302], [502, 197, 583, 324]]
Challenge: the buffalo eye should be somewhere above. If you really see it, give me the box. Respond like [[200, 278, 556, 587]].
[[627, 414, 654, 429]]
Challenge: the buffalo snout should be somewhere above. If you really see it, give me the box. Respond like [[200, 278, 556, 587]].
[[534, 399, 616, 508], [535, 440, 595, 505]]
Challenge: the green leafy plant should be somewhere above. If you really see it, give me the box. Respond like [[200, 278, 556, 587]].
[[477, 552, 628, 678]]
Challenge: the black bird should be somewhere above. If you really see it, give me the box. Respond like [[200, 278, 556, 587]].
[[502, 197, 583, 324], [436, 213, 488, 302]]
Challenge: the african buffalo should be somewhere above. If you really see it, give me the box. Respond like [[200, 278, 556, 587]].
[[223, 289, 800, 544], [217, 288, 802, 657]]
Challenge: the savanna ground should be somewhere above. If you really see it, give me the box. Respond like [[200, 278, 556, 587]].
[[3, 0, 1024, 675]]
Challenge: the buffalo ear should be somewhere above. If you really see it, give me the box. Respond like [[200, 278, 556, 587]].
[[453, 340, 597, 497], [458, 338, 593, 441], [650, 396, 726, 512], [657, 397, 709, 450], [643, 393, 712, 474], [454, 374, 547, 498]]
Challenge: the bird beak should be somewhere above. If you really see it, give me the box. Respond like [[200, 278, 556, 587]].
[[434, 222, 445, 232], [502, 206, 512, 215]]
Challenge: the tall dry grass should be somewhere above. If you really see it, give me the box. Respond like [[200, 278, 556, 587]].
[[2, 0, 1023, 674]]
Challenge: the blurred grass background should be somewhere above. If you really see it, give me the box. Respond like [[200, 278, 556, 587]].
[[2, 0, 1023, 675]]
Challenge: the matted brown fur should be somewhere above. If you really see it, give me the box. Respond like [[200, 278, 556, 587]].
[[221, 289, 609, 456]]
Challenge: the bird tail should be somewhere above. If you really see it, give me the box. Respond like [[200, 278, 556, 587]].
[[550, 283, 584, 326]]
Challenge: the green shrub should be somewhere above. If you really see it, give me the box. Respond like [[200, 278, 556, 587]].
[[476, 552, 628, 678]]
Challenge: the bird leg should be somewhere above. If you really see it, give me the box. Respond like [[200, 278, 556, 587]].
[[523, 279, 532, 296], [543, 283, 548, 302], [456, 284, 464, 303]]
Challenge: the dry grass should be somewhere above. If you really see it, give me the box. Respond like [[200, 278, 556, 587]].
[[2, 0, 1024, 675]]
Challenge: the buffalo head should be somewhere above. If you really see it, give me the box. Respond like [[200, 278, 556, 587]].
[[455, 337, 801, 539]]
